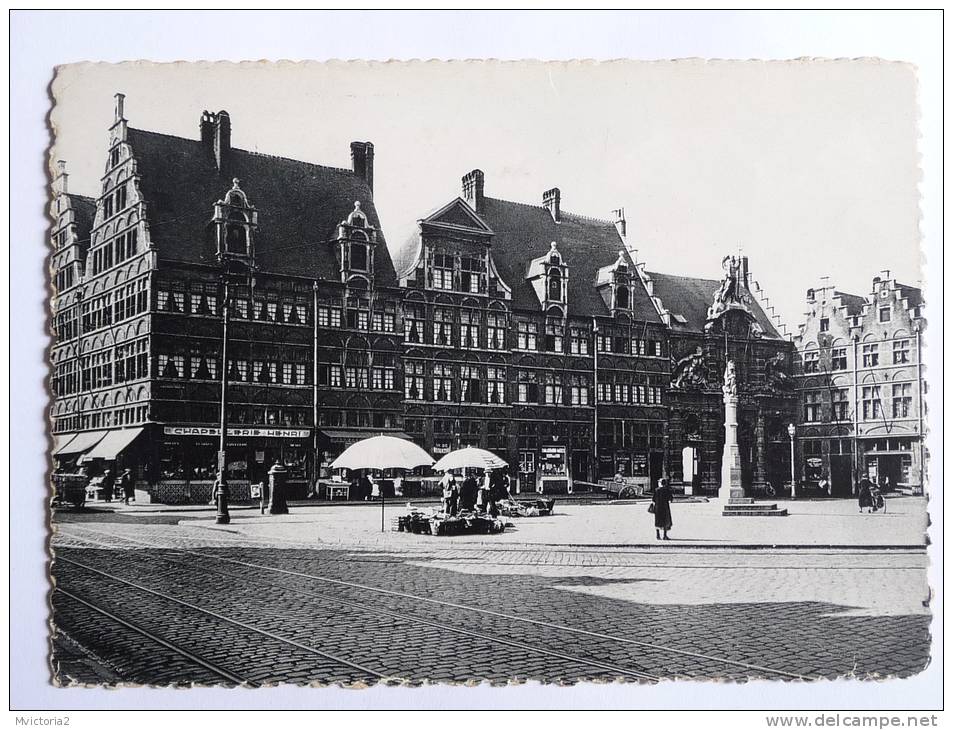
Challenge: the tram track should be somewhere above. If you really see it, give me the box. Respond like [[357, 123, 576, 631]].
[[58, 524, 821, 681]]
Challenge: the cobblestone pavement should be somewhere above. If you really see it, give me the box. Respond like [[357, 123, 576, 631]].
[[50, 517, 932, 687]]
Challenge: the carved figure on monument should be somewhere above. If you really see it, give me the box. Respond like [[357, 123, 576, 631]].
[[671, 349, 708, 390], [706, 255, 753, 326], [722, 360, 737, 398], [764, 351, 793, 392]]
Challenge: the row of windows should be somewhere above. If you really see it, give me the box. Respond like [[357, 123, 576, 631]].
[[91, 229, 138, 276], [54, 266, 76, 293], [317, 409, 397, 430], [100, 182, 129, 221], [74, 279, 149, 336], [801, 340, 911, 372], [818, 307, 901, 333], [317, 365, 397, 391], [430, 251, 488, 294], [317, 303, 396, 332], [54, 339, 151, 395], [52, 404, 149, 434], [156, 354, 312, 386], [802, 383, 914, 422], [596, 381, 664, 405]]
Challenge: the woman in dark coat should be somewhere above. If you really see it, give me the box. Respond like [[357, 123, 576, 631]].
[[652, 478, 674, 540], [101, 468, 115, 503], [857, 478, 874, 513]]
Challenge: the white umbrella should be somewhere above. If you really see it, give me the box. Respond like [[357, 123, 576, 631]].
[[433, 446, 508, 472], [330, 435, 434, 471]]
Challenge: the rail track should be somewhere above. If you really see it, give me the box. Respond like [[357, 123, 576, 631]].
[[56, 524, 821, 681]]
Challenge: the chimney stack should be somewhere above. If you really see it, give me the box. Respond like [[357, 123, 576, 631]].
[[738, 255, 749, 288], [350, 141, 375, 192], [54, 160, 68, 195], [612, 207, 626, 238], [114, 93, 125, 123], [200, 110, 231, 171], [462, 169, 485, 214], [543, 187, 561, 222]]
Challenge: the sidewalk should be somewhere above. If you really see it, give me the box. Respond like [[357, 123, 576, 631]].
[[172, 496, 929, 550]]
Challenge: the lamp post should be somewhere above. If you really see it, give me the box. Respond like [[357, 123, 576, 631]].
[[787, 423, 796, 500], [214, 275, 232, 525]]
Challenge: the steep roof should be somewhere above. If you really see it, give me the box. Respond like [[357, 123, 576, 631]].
[[646, 271, 783, 338], [127, 128, 397, 286], [833, 290, 867, 317], [66, 194, 96, 239], [895, 282, 923, 310]]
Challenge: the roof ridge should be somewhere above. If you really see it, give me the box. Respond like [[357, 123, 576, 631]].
[[561, 210, 615, 226], [129, 126, 357, 178]]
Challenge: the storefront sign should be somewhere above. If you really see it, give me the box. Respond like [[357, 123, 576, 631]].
[[164, 426, 310, 439], [806, 457, 823, 468]]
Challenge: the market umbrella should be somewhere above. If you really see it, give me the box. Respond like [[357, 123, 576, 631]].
[[433, 446, 508, 472], [329, 435, 434, 532], [330, 434, 434, 471]]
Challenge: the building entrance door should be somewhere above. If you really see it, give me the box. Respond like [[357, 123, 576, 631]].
[[830, 455, 852, 497], [571, 450, 589, 485], [518, 450, 536, 494]]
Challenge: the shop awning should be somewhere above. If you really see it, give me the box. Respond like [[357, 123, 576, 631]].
[[53, 430, 108, 456], [52, 433, 78, 455], [84, 427, 145, 460], [319, 430, 413, 445]]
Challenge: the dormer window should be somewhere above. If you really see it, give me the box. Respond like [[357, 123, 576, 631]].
[[336, 201, 377, 282], [213, 178, 257, 262]]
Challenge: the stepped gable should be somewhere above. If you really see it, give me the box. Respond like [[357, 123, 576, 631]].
[[127, 128, 397, 286], [479, 197, 661, 320], [894, 282, 922, 310], [646, 271, 783, 338]]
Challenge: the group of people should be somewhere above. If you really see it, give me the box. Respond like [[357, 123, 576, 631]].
[[440, 469, 511, 517], [93, 467, 136, 505], [856, 477, 885, 514]]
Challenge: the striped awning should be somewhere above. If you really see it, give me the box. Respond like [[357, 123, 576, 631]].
[[53, 430, 108, 456]]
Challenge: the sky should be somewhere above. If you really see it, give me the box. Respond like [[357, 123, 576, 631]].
[[50, 59, 922, 332]]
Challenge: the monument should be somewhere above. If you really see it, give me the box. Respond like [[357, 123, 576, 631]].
[[718, 360, 745, 502]]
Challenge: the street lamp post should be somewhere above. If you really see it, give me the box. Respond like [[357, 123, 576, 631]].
[[214, 276, 232, 525], [787, 423, 796, 500]]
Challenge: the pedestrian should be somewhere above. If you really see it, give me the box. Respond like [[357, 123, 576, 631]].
[[460, 472, 478, 512], [440, 471, 456, 515], [393, 474, 404, 498], [476, 471, 491, 513], [359, 472, 372, 501], [101, 468, 115, 503], [370, 473, 381, 500], [857, 477, 874, 513], [120, 468, 135, 505], [651, 477, 674, 541]]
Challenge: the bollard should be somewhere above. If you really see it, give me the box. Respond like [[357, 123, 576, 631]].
[[268, 462, 289, 515]]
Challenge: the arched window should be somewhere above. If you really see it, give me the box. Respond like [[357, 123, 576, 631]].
[[547, 268, 562, 301], [226, 210, 248, 254], [616, 285, 630, 310]]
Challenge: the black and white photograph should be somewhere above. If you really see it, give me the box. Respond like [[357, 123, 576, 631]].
[[10, 9, 943, 720]]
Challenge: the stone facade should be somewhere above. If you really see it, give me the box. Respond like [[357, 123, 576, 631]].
[[793, 273, 926, 496]]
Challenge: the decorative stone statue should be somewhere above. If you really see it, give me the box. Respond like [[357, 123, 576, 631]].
[[671, 349, 708, 390], [764, 351, 793, 392], [706, 255, 753, 326], [722, 360, 737, 397], [716, 255, 740, 306]]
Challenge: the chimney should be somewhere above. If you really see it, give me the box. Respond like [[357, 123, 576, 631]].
[[53, 160, 68, 195], [201, 110, 231, 171], [200, 110, 215, 148], [543, 187, 561, 222], [462, 169, 485, 214], [213, 111, 231, 171], [612, 207, 626, 238], [350, 141, 374, 192], [114, 93, 125, 123], [737, 255, 749, 288]]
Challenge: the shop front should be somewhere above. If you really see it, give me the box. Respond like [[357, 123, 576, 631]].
[[156, 425, 312, 504], [860, 437, 921, 494]]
